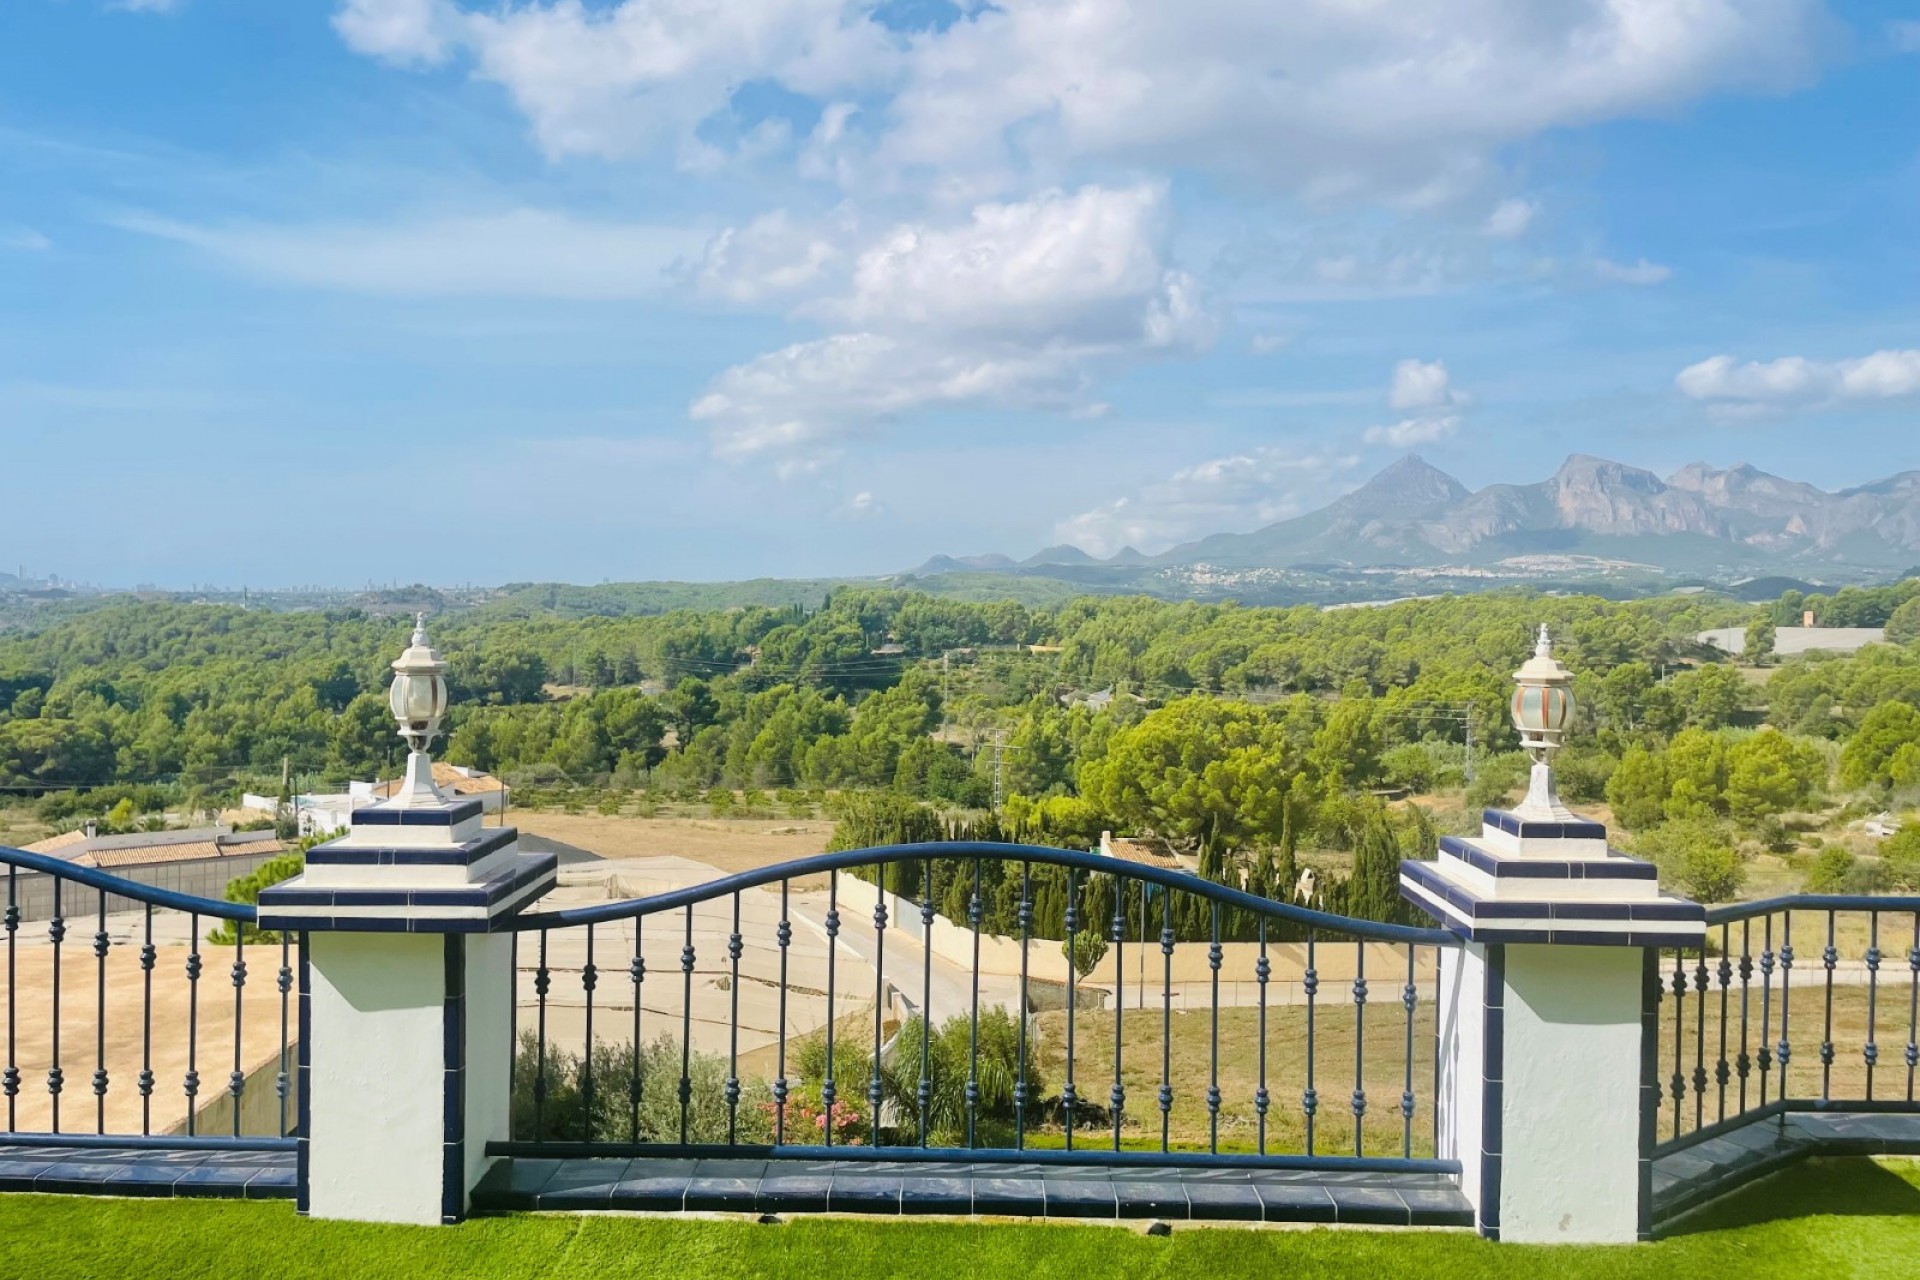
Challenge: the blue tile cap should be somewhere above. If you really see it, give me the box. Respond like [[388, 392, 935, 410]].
[[351, 800, 485, 827]]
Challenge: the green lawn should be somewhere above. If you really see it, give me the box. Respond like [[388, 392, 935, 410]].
[[7, 1158, 1920, 1279]]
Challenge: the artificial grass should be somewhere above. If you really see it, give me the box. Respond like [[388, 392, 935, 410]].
[[4, 1158, 1920, 1279]]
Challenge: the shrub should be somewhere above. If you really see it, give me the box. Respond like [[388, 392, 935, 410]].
[[510, 1031, 773, 1144], [1882, 825, 1920, 892], [1062, 929, 1109, 978], [706, 787, 736, 816], [206, 847, 310, 945], [1804, 846, 1888, 895], [1631, 819, 1745, 902]]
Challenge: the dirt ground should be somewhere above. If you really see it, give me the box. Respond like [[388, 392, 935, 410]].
[[511, 813, 838, 888]]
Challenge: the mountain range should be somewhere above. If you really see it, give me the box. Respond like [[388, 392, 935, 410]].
[[912, 455, 1920, 586]]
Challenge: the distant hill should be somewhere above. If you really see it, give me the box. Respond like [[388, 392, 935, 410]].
[[912, 454, 1920, 588]]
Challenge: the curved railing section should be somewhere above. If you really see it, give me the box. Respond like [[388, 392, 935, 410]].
[[495, 840, 1459, 1174], [0, 845, 299, 1151], [1652, 892, 1920, 1156]]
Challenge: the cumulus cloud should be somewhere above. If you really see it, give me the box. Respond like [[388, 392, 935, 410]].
[[334, 0, 1828, 195], [1388, 358, 1463, 411], [1594, 256, 1672, 285], [691, 185, 1215, 468], [1676, 349, 1920, 410], [1055, 448, 1360, 557], [107, 208, 702, 299], [1365, 414, 1461, 448], [1483, 198, 1537, 239], [843, 490, 885, 518]]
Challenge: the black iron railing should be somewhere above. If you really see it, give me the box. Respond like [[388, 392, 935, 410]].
[[0, 845, 298, 1152], [490, 842, 1460, 1174], [1651, 894, 1920, 1156]]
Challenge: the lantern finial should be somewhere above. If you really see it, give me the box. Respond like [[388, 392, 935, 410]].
[[384, 614, 451, 807], [1510, 623, 1577, 819]]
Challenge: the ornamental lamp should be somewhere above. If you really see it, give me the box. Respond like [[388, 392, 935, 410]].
[[384, 614, 451, 808], [1510, 623, 1575, 761]]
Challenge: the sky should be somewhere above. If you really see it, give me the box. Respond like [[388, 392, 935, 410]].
[[1, 0, 1917, 588]]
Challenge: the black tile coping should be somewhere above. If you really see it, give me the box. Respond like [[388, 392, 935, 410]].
[[1437, 836, 1658, 880], [1482, 809, 1608, 841], [1651, 1111, 1920, 1229], [350, 800, 485, 828], [470, 1157, 1473, 1227], [258, 853, 557, 932], [0, 1143, 295, 1201], [306, 826, 518, 868]]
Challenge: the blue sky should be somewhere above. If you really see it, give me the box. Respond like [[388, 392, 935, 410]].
[[2, 0, 1917, 587]]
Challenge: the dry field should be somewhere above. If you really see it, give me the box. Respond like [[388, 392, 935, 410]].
[[513, 812, 837, 888]]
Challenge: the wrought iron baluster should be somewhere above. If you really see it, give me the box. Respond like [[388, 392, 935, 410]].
[[183, 910, 199, 1137], [1110, 877, 1126, 1151], [680, 903, 696, 1146], [868, 868, 884, 1151], [823, 873, 840, 1149], [1736, 920, 1752, 1116], [139, 906, 154, 1135], [629, 916, 644, 1146], [730, 894, 745, 1147], [582, 922, 598, 1140], [1208, 904, 1222, 1154], [1061, 865, 1077, 1151], [533, 929, 550, 1142], [230, 929, 247, 1137], [1779, 912, 1794, 1100], [1758, 916, 1775, 1107], [1255, 919, 1270, 1156], [1866, 911, 1882, 1101], [775, 883, 790, 1145], [1821, 911, 1838, 1103], [967, 858, 982, 1150], [921, 857, 936, 1148], [4, 864, 15, 1133], [1401, 945, 1417, 1160], [277, 933, 292, 1139], [1352, 939, 1368, 1158], [49, 878, 64, 1133], [1013, 862, 1029, 1149], [1669, 949, 1685, 1140], [1692, 949, 1708, 1130], [1909, 914, 1919, 1105], [1715, 924, 1731, 1124], [1304, 929, 1319, 1156], [1431, 944, 1442, 1152], [1158, 888, 1172, 1153], [94, 890, 108, 1134]]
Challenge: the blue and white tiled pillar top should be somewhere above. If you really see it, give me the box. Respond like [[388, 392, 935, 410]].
[[1400, 626, 1703, 1244], [260, 618, 556, 1226]]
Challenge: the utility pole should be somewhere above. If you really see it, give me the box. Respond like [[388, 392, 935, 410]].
[[986, 733, 1024, 813]]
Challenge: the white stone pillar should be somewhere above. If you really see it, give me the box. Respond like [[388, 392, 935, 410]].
[[1405, 808, 1701, 1243], [263, 797, 554, 1224]]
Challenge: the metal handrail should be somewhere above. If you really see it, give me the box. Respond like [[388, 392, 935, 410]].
[[504, 840, 1459, 946], [1704, 894, 1920, 926], [0, 845, 257, 922]]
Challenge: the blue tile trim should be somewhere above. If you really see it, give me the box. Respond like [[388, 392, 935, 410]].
[[295, 935, 311, 1216], [349, 801, 485, 828], [1438, 837, 1657, 881], [1481, 809, 1607, 841], [442, 934, 466, 1225], [305, 828, 516, 869], [258, 855, 557, 932], [1479, 944, 1505, 1240], [1637, 948, 1659, 1242]]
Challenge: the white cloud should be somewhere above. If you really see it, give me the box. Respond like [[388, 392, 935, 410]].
[[108, 208, 702, 299], [1249, 333, 1291, 355], [691, 186, 1215, 468], [337, 0, 1828, 196], [1890, 21, 1920, 53], [1677, 349, 1920, 409], [1055, 447, 1360, 557], [0, 228, 51, 252], [1364, 414, 1461, 448], [1483, 198, 1537, 239], [334, 0, 452, 64], [843, 490, 885, 518], [1594, 256, 1672, 285], [1388, 358, 1463, 411], [694, 209, 851, 305]]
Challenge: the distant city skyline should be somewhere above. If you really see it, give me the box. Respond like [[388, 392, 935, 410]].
[[3, 1, 1917, 586]]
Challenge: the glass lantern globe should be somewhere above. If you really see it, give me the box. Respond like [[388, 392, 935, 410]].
[[388, 614, 450, 754], [1510, 624, 1575, 755]]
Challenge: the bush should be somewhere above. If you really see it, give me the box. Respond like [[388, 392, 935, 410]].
[[1464, 752, 1529, 813], [1062, 929, 1109, 978], [1804, 846, 1888, 895], [206, 848, 309, 945], [706, 787, 736, 816], [511, 1031, 773, 1144], [881, 1009, 1043, 1146], [1882, 825, 1920, 892], [1630, 819, 1745, 902]]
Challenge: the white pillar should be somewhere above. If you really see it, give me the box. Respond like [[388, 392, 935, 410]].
[[1405, 809, 1701, 1244], [264, 797, 554, 1224]]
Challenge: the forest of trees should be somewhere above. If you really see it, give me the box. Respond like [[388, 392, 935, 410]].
[[3, 576, 1918, 915]]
